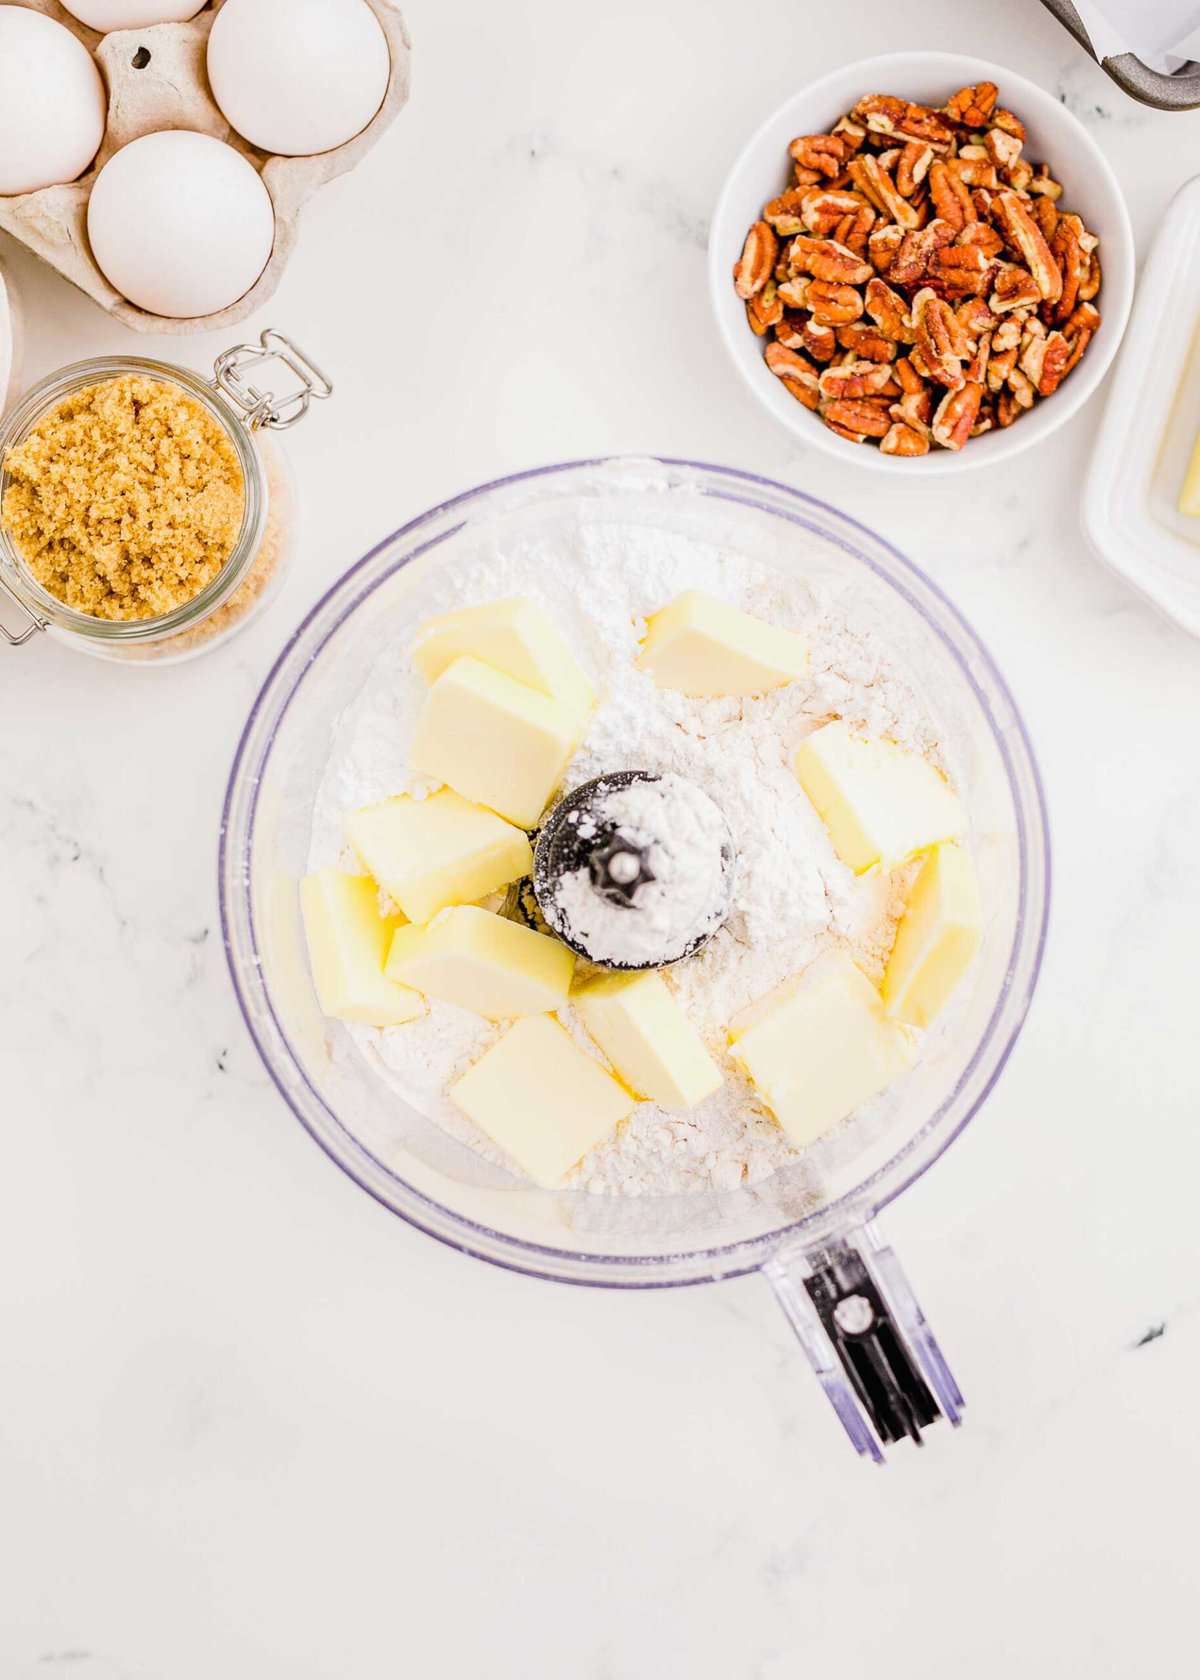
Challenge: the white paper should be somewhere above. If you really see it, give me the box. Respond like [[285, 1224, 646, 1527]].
[[1070, 0, 1200, 69]]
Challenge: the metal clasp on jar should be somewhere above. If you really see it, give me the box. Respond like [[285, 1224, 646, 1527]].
[[212, 329, 334, 431]]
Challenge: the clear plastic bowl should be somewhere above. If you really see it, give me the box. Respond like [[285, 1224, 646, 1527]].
[[219, 457, 1049, 1457]]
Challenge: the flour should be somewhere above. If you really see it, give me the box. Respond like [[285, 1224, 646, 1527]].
[[309, 508, 955, 1199], [542, 773, 734, 967]]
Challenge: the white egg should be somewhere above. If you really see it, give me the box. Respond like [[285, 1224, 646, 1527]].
[[87, 130, 275, 318], [0, 8, 107, 196], [60, 2, 206, 29], [208, 0, 390, 157]]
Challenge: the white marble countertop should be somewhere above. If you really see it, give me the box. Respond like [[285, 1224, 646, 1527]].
[[3, 1, 1199, 1674]]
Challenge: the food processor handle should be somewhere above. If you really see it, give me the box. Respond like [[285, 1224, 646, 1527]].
[[763, 1221, 963, 1462]]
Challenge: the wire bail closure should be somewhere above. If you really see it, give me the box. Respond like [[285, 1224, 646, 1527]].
[[213, 329, 334, 431]]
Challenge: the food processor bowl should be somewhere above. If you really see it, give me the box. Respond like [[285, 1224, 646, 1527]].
[[220, 458, 1049, 1460]]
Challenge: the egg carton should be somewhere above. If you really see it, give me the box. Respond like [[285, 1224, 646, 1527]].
[[0, 0, 411, 334]]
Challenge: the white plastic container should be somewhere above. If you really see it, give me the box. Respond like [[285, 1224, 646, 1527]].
[[1083, 176, 1200, 636]]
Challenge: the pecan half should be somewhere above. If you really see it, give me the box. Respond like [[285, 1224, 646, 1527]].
[[1029, 165, 1062, 200], [992, 108, 1025, 142], [964, 329, 992, 384], [931, 380, 983, 449], [774, 310, 807, 349], [989, 262, 1043, 314], [956, 220, 1004, 257], [763, 189, 811, 234], [987, 344, 1018, 392], [806, 279, 864, 326], [734, 221, 778, 298], [1049, 213, 1085, 324], [836, 321, 898, 361], [786, 234, 873, 285], [746, 282, 783, 335], [764, 342, 820, 409], [944, 81, 998, 127], [864, 276, 916, 342], [984, 126, 1023, 170], [1020, 327, 1071, 396], [928, 243, 992, 297], [818, 359, 896, 400], [893, 355, 925, 395], [788, 134, 846, 179], [801, 188, 868, 236], [852, 94, 955, 153], [822, 396, 893, 438], [800, 318, 837, 362], [776, 276, 810, 308], [995, 389, 1023, 427], [891, 386, 934, 433], [1078, 250, 1101, 303], [831, 116, 867, 152], [887, 218, 956, 287], [949, 147, 998, 189], [1032, 196, 1059, 244], [880, 421, 930, 456], [992, 190, 1062, 301], [956, 297, 997, 339], [848, 155, 921, 231], [895, 141, 934, 197], [832, 203, 876, 256], [912, 286, 967, 388], [928, 160, 975, 232], [868, 223, 905, 275]]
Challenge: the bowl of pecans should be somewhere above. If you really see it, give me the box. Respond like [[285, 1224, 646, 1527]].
[[709, 52, 1134, 472]]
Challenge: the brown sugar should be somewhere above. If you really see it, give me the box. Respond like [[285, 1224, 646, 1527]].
[[1, 374, 245, 621]]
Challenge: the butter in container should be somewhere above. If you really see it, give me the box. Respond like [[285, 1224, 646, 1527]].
[[0, 328, 330, 661]]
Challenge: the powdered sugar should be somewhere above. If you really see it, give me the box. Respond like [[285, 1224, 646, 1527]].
[[542, 772, 734, 967], [309, 508, 955, 1199]]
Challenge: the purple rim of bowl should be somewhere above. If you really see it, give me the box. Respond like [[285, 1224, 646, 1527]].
[[219, 457, 1051, 1289]]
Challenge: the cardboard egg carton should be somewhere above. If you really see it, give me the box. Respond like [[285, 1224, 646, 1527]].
[[0, 0, 411, 334]]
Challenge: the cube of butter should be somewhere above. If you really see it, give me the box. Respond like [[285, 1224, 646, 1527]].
[[345, 788, 531, 925], [450, 1014, 634, 1186], [386, 904, 575, 1020], [728, 948, 912, 1146], [410, 656, 581, 829], [638, 590, 808, 697], [574, 970, 723, 1111], [1179, 430, 1200, 517], [793, 720, 964, 874], [413, 597, 595, 719], [882, 842, 982, 1027], [299, 868, 424, 1027]]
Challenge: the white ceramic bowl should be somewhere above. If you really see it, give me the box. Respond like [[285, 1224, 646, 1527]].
[[708, 51, 1135, 476]]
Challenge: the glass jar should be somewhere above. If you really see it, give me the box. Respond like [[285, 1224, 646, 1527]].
[[0, 329, 331, 663]]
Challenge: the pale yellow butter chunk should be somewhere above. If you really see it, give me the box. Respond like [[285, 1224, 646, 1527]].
[[882, 843, 983, 1027], [413, 597, 595, 718], [345, 789, 531, 925], [574, 970, 723, 1111], [450, 1014, 634, 1187], [1179, 431, 1200, 517], [793, 720, 964, 874], [299, 868, 425, 1027], [638, 590, 808, 697], [385, 904, 575, 1020], [728, 948, 912, 1147], [410, 655, 582, 829]]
